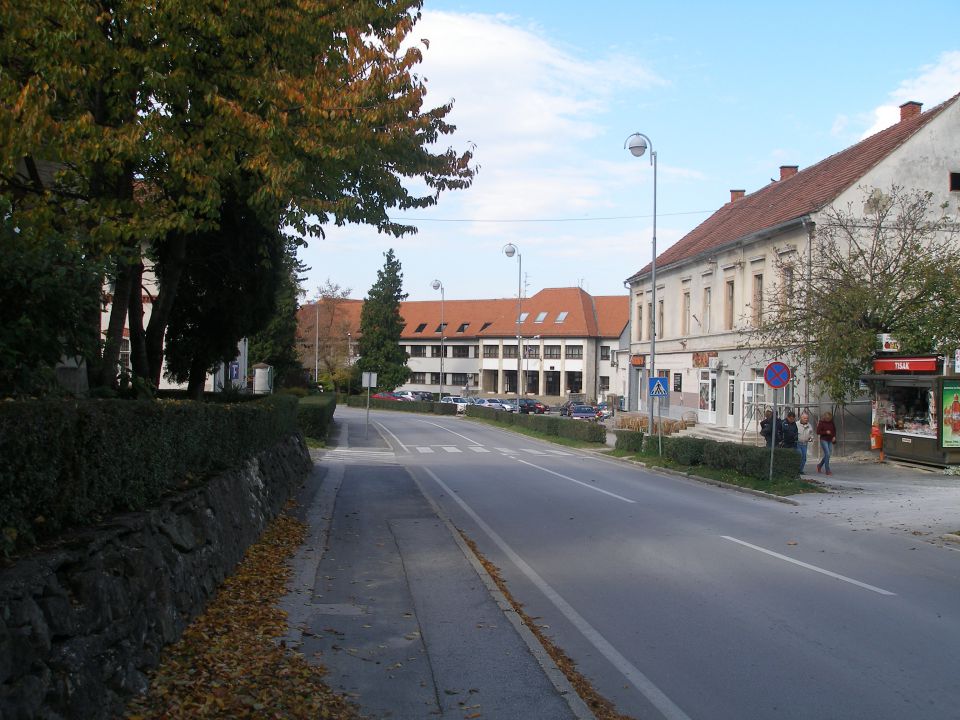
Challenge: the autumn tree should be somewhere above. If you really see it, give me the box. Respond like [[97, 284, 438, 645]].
[[302, 280, 357, 386], [747, 186, 960, 402], [0, 1, 475, 393], [358, 249, 409, 390]]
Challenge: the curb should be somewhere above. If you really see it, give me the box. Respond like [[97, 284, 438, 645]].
[[941, 533, 960, 545]]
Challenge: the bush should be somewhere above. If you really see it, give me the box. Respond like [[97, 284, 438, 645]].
[[343, 396, 455, 415], [298, 394, 337, 439], [615, 430, 645, 453], [557, 419, 606, 443], [664, 436, 709, 466], [0, 395, 298, 556]]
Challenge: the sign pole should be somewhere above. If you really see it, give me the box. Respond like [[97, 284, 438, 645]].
[[769, 388, 777, 482], [763, 361, 792, 483]]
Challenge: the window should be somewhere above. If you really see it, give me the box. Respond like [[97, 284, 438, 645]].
[[565, 345, 583, 359], [783, 266, 795, 302], [534, 311, 548, 323], [544, 345, 561, 359], [119, 338, 131, 373], [503, 346, 518, 359], [952, 172, 960, 192], [431, 345, 445, 358], [752, 273, 763, 326], [635, 302, 643, 342], [555, 311, 568, 324], [682, 291, 691, 336], [657, 299, 664, 339], [483, 345, 499, 358], [414, 323, 427, 333], [452, 373, 470, 386], [599, 376, 610, 391], [429, 373, 442, 385], [457, 322, 469, 333], [728, 377, 735, 416], [646, 302, 653, 340], [600, 346, 610, 361], [410, 345, 427, 358], [524, 345, 539, 359], [725, 280, 735, 330], [518, 312, 529, 323], [435, 322, 447, 333], [451, 346, 470, 358], [480, 322, 492, 331], [702, 287, 712, 333], [410, 372, 426, 384]]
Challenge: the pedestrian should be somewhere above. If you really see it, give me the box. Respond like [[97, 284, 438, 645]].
[[760, 409, 781, 448], [796, 412, 815, 473], [816, 410, 837, 475], [781, 411, 799, 450]]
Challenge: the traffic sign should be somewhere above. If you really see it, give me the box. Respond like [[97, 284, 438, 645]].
[[764, 361, 791, 389], [649, 377, 669, 397]]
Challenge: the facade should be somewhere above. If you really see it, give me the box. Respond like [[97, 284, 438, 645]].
[[625, 96, 960, 433], [302, 287, 629, 404]]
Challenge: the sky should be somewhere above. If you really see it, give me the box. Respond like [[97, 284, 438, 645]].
[[298, 0, 960, 303]]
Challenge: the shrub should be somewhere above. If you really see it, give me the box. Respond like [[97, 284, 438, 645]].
[[557, 419, 606, 443], [615, 430, 644, 453], [297, 394, 337, 439], [702, 440, 741, 471], [0, 395, 298, 556], [664, 436, 709, 466]]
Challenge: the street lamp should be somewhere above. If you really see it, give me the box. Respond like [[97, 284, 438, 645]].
[[432, 279, 445, 399], [314, 296, 320, 384], [625, 132, 657, 438], [502, 243, 522, 395]]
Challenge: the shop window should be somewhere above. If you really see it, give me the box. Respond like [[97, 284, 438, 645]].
[[875, 385, 936, 438]]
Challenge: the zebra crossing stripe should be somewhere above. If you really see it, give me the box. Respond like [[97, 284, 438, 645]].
[[417, 447, 435, 454], [521, 448, 547, 455], [441, 446, 462, 453], [468, 446, 490, 453]]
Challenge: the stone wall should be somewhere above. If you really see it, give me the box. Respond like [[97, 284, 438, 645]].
[[0, 434, 312, 720]]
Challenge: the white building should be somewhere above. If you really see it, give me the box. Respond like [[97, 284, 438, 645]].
[[625, 96, 960, 432]]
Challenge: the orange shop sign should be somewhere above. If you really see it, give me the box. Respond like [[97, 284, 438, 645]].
[[872, 356, 939, 373], [630, 354, 646, 367]]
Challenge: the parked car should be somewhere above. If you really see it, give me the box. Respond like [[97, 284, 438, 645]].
[[371, 391, 405, 401], [569, 404, 600, 421], [476, 398, 508, 410], [440, 396, 468, 412], [516, 398, 547, 414], [557, 400, 575, 416], [597, 401, 613, 419], [497, 399, 517, 412], [397, 390, 434, 402]]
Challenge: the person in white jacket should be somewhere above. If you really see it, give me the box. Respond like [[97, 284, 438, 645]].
[[796, 412, 815, 474]]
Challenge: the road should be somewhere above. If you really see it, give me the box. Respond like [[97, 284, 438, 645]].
[[324, 408, 960, 720]]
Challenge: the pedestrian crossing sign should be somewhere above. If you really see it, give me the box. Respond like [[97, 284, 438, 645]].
[[649, 377, 669, 397]]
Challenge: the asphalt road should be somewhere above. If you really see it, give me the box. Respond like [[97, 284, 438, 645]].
[[318, 408, 960, 720]]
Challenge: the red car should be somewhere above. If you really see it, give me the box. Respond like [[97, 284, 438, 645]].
[[371, 391, 406, 401], [516, 398, 547, 414]]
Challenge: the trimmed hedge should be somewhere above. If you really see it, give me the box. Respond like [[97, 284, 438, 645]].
[[614, 430, 645, 453], [343, 396, 457, 415], [465, 406, 606, 444], [0, 395, 298, 555], [633, 434, 801, 481], [297, 394, 337, 439]]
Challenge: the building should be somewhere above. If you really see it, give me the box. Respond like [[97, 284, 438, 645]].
[[301, 287, 629, 405], [625, 95, 960, 433]]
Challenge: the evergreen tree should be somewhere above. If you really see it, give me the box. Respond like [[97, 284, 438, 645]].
[[249, 258, 306, 389], [358, 249, 409, 390]]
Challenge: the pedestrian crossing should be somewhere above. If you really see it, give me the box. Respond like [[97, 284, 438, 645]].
[[316, 445, 572, 463]]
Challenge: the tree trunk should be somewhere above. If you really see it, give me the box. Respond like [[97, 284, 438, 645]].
[[186, 350, 208, 400], [146, 232, 187, 388], [97, 256, 134, 389], [128, 259, 149, 382]]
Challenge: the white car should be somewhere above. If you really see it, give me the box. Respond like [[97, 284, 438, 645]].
[[440, 396, 468, 413], [476, 398, 508, 410]]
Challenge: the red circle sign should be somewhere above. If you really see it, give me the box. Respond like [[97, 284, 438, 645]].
[[764, 361, 791, 389]]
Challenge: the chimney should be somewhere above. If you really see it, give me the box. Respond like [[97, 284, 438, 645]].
[[779, 165, 798, 181], [730, 189, 745, 202], [899, 101, 922, 121]]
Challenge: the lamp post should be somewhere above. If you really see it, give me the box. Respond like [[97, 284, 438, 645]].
[[432, 279, 445, 399], [502, 243, 522, 395], [625, 132, 657, 439], [314, 297, 320, 384]]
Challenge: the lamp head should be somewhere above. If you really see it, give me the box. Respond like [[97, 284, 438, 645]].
[[431, 279, 442, 291], [626, 133, 649, 158], [503, 243, 517, 258]]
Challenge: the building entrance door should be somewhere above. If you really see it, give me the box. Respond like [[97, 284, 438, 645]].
[[698, 370, 717, 424]]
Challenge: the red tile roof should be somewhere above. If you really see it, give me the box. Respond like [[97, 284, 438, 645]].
[[627, 93, 959, 282]]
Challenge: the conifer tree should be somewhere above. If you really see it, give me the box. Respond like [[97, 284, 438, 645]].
[[358, 249, 410, 390]]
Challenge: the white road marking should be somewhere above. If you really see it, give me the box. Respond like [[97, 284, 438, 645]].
[[513, 458, 636, 504], [542, 449, 572, 456], [722, 536, 897, 596], [374, 422, 408, 453], [468, 446, 490, 453], [520, 448, 547, 455], [418, 419, 483, 445], [417, 447, 435, 454], [424, 469, 692, 720], [441, 446, 462, 453], [495, 447, 512, 454]]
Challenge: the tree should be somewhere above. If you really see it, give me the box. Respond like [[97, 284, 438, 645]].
[[249, 257, 306, 389], [747, 186, 960, 402], [1, 1, 475, 392], [358, 249, 409, 390], [302, 280, 356, 386]]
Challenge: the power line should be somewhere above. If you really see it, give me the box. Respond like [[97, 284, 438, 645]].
[[385, 209, 712, 224]]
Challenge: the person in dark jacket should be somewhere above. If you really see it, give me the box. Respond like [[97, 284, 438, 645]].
[[780, 411, 799, 449], [760, 409, 782, 448], [816, 411, 837, 475]]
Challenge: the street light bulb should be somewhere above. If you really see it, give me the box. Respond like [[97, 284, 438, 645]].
[[626, 134, 649, 158], [503, 243, 517, 258], [431, 279, 441, 291]]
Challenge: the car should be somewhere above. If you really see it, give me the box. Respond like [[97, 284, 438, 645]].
[[396, 390, 434, 402], [476, 398, 508, 410], [371, 391, 405, 401], [597, 401, 614, 419], [497, 399, 517, 412], [440, 396, 468, 412], [515, 398, 546, 414], [557, 400, 575, 416], [569, 404, 600, 421]]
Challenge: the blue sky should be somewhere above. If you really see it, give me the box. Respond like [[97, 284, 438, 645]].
[[298, 1, 960, 302]]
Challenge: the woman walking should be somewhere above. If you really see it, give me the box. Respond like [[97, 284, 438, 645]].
[[796, 412, 814, 474], [816, 411, 837, 475]]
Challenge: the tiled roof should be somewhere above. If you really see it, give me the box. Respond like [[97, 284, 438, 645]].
[[299, 288, 628, 341], [627, 94, 959, 282], [296, 298, 363, 337]]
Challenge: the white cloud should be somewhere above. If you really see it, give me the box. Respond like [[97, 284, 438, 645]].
[[860, 51, 960, 138]]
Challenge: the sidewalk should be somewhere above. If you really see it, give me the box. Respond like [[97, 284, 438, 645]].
[[280, 417, 591, 720]]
